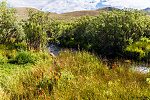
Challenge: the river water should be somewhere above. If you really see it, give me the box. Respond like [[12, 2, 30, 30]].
[[48, 44, 150, 74], [48, 44, 61, 57], [131, 65, 150, 74]]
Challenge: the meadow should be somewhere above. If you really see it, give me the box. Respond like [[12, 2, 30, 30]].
[[0, 1, 150, 100], [1, 49, 150, 100]]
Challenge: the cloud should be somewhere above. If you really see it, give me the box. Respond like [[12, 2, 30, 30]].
[[103, 0, 150, 9], [0, 0, 150, 13]]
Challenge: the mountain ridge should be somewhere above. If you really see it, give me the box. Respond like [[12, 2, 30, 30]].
[[144, 8, 150, 12]]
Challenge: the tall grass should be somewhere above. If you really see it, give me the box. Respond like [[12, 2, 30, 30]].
[[50, 50, 150, 100], [1, 50, 150, 99], [0, 49, 53, 100]]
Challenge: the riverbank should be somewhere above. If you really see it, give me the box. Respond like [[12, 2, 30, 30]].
[[49, 44, 150, 74], [1, 48, 150, 99]]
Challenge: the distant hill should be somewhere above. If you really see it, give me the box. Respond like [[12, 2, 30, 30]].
[[97, 7, 120, 11], [15, 7, 38, 19], [15, 7, 149, 21], [15, 7, 100, 20], [61, 10, 100, 17], [15, 7, 121, 20], [15, 7, 59, 20], [144, 8, 150, 12]]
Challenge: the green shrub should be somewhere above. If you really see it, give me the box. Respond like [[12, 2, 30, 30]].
[[0, 54, 7, 64], [14, 43, 27, 51], [0, 2, 25, 45], [8, 42, 27, 51], [125, 37, 150, 60], [11, 51, 36, 64], [23, 9, 49, 51], [56, 10, 150, 59]]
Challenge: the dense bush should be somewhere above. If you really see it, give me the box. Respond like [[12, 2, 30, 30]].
[[56, 10, 150, 59], [0, 54, 7, 64], [59, 16, 94, 49], [0, 2, 25, 45], [85, 11, 150, 57], [23, 10, 49, 51], [126, 37, 150, 60], [8, 51, 36, 64], [1, 1, 150, 60], [12, 42, 27, 51]]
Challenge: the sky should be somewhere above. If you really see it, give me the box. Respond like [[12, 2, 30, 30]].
[[102, 0, 150, 9], [0, 0, 150, 13]]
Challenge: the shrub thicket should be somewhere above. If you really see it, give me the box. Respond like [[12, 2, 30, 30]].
[[55, 10, 150, 60], [23, 10, 50, 51], [1, 2, 150, 99], [0, 2, 25, 46], [14, 51, 36, 64], [1, 1, 150, 60]]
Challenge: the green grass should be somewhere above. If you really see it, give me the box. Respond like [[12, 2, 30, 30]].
[[51, 51, 150, 100], [0, 49, 150, 100], [0, 48, 53, 100], [1, 3, 150, 99]]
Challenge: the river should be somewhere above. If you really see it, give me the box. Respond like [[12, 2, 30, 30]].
[[48, 44, 150, 74]]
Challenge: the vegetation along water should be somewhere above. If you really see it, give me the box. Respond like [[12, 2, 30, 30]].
[[0, 1, 150, 100]]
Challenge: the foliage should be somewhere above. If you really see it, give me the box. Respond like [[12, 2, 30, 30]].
[[1, 2, 150, 99], [126, 37, 150, 60], [1, 1, 150, 60], [0, 1, 25, 45], [86, 11, 146, 57], [13, 51, 37, 64], [0, 49, 150, 100], [56, 10, 150, 59], [59, 16, 94, 49], [23, 9, 49, 51], [0, 54, 7, 64], [46, 21, 65, 44], [12, 42, 27, 51], [49, 51, 150, 99]]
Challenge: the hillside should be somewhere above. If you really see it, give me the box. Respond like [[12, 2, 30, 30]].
[[15, 7, 123, 20], [15, 7, 100, 20], [15, 7, 58, 20]]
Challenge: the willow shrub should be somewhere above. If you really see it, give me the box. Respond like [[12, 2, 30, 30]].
[[23, 9, 50, 51], [85, 11, 150, 58], [0, 2, 25, 46], [126, 37, 150, 60], [57, 10, 150, 59], [58, 16, 94, 49]]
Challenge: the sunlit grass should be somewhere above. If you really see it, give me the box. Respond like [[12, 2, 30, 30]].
[[51, 50, 150, 100], [0, 48, 53, 99], [1, 50, 150, 99]]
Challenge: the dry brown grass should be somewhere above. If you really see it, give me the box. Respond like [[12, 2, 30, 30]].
[[15, 7, 100, 20]]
